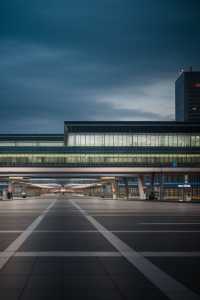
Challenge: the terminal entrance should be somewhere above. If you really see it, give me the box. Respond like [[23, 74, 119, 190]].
[[1, 172, 200, 202]]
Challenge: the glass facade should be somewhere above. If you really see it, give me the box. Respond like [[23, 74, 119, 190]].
[[0, 124, 200, 170], [0, 153, 199, 166], [67, 133, 200, 147], [0, 122, 199, 202]]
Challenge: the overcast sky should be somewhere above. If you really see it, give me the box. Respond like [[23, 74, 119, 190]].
[[0, 0, 200, 133]]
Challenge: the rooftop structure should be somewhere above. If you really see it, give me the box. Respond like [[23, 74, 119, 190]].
[[175, 70, 200, 122]]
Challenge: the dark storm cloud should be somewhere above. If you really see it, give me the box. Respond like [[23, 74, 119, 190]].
[[0, 0, 200, 132]]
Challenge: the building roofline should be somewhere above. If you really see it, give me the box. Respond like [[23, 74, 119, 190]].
[[64, 121, 200, 133], [0, 134, 64, 141], [64, 121, 200, 125]]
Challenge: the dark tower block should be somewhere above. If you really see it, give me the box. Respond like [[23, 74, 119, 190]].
[[175, 70, 200, 122]]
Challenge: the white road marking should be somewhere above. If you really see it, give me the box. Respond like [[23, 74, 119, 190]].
[[13, 251, 121, 257], [141, 252, 200, 257], [0, 230, 99, 233], [0, 251, 199, 258], [0, 199, 57, 270], [91, 214, 200, 217], [112, 230, 200, 233], [140, 222, 200, 225], [70, 199, 200, 300], [1, 230, 200, 233], [1, 250, 199, 258], [0, 231, 24, 233]]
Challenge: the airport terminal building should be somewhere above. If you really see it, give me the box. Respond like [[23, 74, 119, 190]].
[[0, 70, 200, 201]]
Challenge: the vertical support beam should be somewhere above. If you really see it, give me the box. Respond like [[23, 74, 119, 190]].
[[182, 174, 187, 201], [89, 186, 92, 196], [160, 173, 164, 201], [116, 177, 120, 199], [138, 175, 145, 200], [7, 180, 13, 200], [2, 189, 8, 200], [184, 174, 191, 201], [184, 174, 188, 184], [111, 179, 117, 200], [101, 184, 105, 198], [147, 173, 156, 200], [124, 177, 129, 200], [2, 179, 10, 200], [150, 173, 155, 192]]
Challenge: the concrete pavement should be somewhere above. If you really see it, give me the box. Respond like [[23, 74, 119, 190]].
[[0, 196, 200, 299]]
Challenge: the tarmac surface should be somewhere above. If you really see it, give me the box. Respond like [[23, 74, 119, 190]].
[[0, 195, 200, 300]]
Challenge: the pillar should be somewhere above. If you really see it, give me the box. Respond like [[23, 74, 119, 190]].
[[184, 174, 191, 201], [7, 181, 14, 200], [184, 174, 189, 184], [123, 177, 129, 200], [138, 175, 145, 200], [111, 180, 117, 200], [160, 173, 164, 201], [150, 173, 155, 192], [100, 185, 105, 198]]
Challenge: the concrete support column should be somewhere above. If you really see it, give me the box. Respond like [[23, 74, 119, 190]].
[[184, 174, 191, 201], [149, 173, 156, 200], [150, 173, 155, 192], [123, 177, 129, 200], [100, 185, 105, 198], [2, 189, 8, 200], [7, 181, 14, 200], [160, 173, 164, 201], [111, 180, 117, 200], [94, 186, 97, 196], [184, 174, 189, 184], [115, 177, 119, 199], [138, 175, 145, 200], [2, 180, 14, 201]]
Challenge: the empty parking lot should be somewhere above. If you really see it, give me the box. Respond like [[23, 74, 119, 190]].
[[0, 196, 200, 300]]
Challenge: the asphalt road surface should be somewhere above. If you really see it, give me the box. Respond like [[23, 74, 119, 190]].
[[0, 195, 200, 300]]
